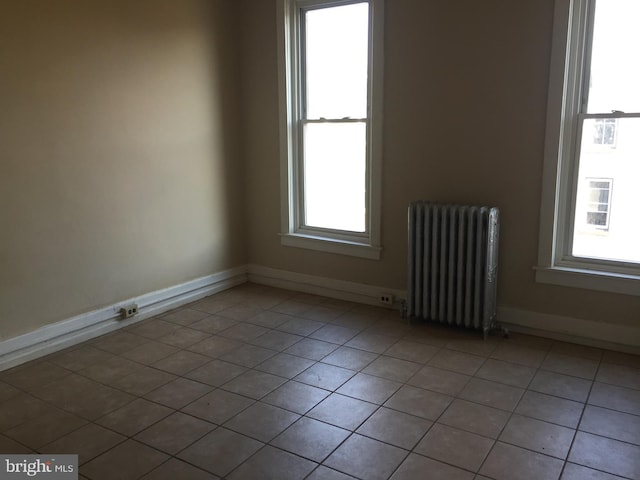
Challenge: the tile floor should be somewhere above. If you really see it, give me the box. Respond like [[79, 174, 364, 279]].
[[1, 283, 639, 479]]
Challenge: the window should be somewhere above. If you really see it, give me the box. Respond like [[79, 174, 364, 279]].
[[584, 178, 612, 229], [277, 0, 383, 259], [537, 0, 640, 295], [592, 118, 617, 146]]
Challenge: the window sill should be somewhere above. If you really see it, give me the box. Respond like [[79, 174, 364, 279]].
[[535, 265, 640, 296], [280, 233, 382, 260]]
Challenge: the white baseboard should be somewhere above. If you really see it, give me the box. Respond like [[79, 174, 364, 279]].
[[247, 264, 405, 308], [498, 307, 640, 355], [248, 264, 639, 353], [0, 266, 248, 371]]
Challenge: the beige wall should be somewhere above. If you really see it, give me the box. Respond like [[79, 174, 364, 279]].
[[241, 0, 640, 327], [0, 0, 245, 339]]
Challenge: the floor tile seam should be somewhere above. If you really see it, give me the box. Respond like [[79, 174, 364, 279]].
[[590, 376, 640, 392], [562, 461, 635, 480], [573, 426, 640, 449], [580, 402, 640, 421], [407, 449, 483, 476], [10, 412, 93, 451]]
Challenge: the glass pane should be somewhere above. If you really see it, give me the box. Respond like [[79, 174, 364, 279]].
[[586, 0, 640, 113], [303, 122, 366, 232], [572, 118, 640, 262], [305, 3, 369, 119]]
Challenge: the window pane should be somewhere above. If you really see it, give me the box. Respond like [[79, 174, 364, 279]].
[[305, 3, 369, 119], [586, 0, 640, 113], [573, 118, 640, 262], [303, 122, 366, 232]]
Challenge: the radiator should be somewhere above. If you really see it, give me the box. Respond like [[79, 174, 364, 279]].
[[407, 202, 500, 338]]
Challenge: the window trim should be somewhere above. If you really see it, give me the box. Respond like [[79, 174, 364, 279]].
[[536, 0, 640, 296], [276, 0, 384, 260]]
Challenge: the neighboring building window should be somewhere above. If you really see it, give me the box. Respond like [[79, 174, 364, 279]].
[[592, 118, 617, 146], [277, 0, 384, 259], [537, 0, 640, 295], [585, 178, 612, 230]]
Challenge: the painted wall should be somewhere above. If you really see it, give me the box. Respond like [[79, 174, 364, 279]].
[[0, 0, 245, 339], [241, 0, 640, 327]]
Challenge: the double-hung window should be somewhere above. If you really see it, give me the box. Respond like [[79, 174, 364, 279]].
[[537, 0, 640, 295], [277, 0, 383, 259]]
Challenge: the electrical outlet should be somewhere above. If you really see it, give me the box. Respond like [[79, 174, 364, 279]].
[[379, 293, 394, 305], [120, 304, 138, 319]]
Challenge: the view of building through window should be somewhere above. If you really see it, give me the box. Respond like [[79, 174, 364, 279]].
[[571, 0, 640, 264]]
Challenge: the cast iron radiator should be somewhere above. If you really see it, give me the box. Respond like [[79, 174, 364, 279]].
[[407, 202, 500, 338]]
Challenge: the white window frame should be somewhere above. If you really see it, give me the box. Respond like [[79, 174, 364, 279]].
[[276, 0, 384, 260], [536, 0, 640, 296]]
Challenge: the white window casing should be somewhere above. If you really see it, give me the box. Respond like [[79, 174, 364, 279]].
[[277, 0, 384, 260], [536, 0, 640, 296]]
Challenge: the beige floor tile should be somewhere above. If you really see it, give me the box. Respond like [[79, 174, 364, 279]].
[[391, 453, 474, 480], [160, 307, 212, 326], [446, 337, 501, 357], [384, 385, 452, 420], [499, 415, 575, 459], [602, 350, 640, 370], [182, 389, 254, 424], [307, 393, 378, 430], [357, 407, 432, 449], [91, 331, 150, 355], [569, 431, 640, 479], [121, 340, 179, 365], [0, 433, 34, 453], [0, 381, 20, 403], [459, 378, 524, 411], [178, 427, 263, 477], [428, 348, 486, 376], [301, 305, 345, 323], [156, 327, 211, 349], [82, 440, 169, 480], [255, 352, 314, 378], [189, 315, 239, 334], [384, 340, 439, 364], [185, 359, 247, 387], [272, 417, 350, 462], [140, 458, 219, 480], [96, 398, 172, 436], [0, 393, 58, 431], [542, 352, 599, 380], [109, 366, 176, 395], [152, 350, 210, 375], [561, 462, 626, 480], [224, 402, 299, 442], [589, 381, 640, 416], [475, 358, 536, 388], [227, 445, 317, 480], [579, 405, 640, 445], [276, 317, 325, 336], [246, 311, 292, 329], [596, 363, 640, 390], [325, 434, 408, 480], [345, 332, 398, 353], [284, 338, 339, 360], [335, 371, 401, 404], [321, 346, 378, 370], [186, 335, 242, 357], [221, 369, 286, 399], [49, 345, 114, 372], [218, 344, 277, 368], [491, 343, 547, 368], [551, 341, 603, 361], [439, 399, 510, 438], [217, 304, 263, 321], [408, 364, 470, 396], [218, 322, 269, 341], [135, 411, 215, 454], [79, 356, 144, 384], [415, 423, 494, 471], [529, 370, 592, 402], [262, 380, 329, 414], [145, 377, 212, 409], [307, 466, 356, 480], [362, 356, 422, 382], [515, 390, 584, 428], [250, 330, 303, 351], [480, 442, 564, 480], [3, 361, 71, 393], [126, 319, 181, 340], [41, 423, 126, 464], [5, 407, 87, 449], [294, 362, 355, 391], [310, 324, 360, 344]]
